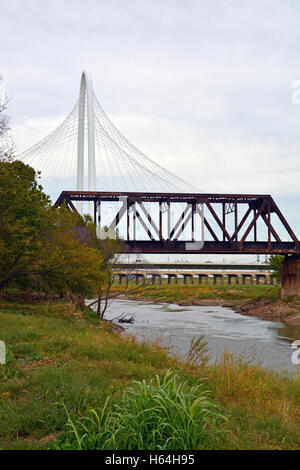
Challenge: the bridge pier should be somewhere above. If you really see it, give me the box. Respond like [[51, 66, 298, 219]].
[[213, 274, 224, 285], [135, 273, 145, 285], [256, 274, 267, 285], [151, 273, 162, 285], [168, 274, 178, 285], [228, 274, 239, 285], [281, 256, 300, 297], [183, 274, 194, 285], [118, 273, 127, 285], [242, 274, 253, 285], [198, 274, 209, 285]]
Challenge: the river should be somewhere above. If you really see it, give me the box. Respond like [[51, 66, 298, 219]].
[[96, 299, 300, 374]]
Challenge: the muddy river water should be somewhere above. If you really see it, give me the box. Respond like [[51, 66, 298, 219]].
[[97, 299, 300, 374]]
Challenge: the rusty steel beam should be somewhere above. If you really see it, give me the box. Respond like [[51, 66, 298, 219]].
[[269, 198, 299, 244], [55, 191, 300, 255], [232, 206, 251, 242], [119, 240, 298, 255], [203, 217, 219, 242], [240, 201, 267, 244], [261, 214, 281, 243], [206, 201, 233, 244], [56, 191, 273, 204]]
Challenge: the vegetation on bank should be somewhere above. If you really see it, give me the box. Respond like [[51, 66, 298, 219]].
[[55, 371, 226, 450], [110, 281, 281, 305], [0, 300, 299, 450], [269, 255, 284, 282], [0, 157, 122, 314], [0, 95, 118, 307]]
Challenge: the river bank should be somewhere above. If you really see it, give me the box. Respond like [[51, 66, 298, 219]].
[[0, 299, 299, 450], [110, 283, 300, 326], [0, 301, 300, 449]]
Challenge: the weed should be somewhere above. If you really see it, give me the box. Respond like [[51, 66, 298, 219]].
[[54, 370, 226, 450]]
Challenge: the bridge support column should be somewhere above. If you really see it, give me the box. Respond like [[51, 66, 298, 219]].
[[228, 274, 239, 285], [213, 274, 224, 285], [151, 274, 162, 285], [198, 274, 208, 285], [119, 274, 127, 285], [242, 274, 253, 285], [183, 274, 194, 285], [136, 274, 145, 285], [256, 274, 267, 285], [281, 257, 300, 298], [168, 274, 178, 285]]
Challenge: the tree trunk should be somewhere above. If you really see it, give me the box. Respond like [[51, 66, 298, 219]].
[[97, 296, 101, 319]]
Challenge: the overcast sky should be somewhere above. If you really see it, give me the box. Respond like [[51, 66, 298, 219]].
[[1, 0, 300, 259]]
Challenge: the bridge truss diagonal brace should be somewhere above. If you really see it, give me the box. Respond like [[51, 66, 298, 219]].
[[170, 205, 191, 240], [261, 213, 281, 243], [108, 197, 128, 233], [66, 199, 77, 213], [137, 202, 161, 240], [135, 209, 155, 241], [173, 208, 193, 241], [206, 202, 233, 244], [172, 203, 204, 242], [270, 199, 299, 244], [231, 207, 252, 242], [240, 201, 267, 244]]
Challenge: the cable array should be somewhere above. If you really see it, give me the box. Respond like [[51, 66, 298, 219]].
[[17, 89, 199, 199]]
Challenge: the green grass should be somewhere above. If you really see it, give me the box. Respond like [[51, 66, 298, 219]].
[[0, 299, 299, 450], [54, 370, 226, 450], [0, 300, 176, 449], [111, 280, 281, 305]]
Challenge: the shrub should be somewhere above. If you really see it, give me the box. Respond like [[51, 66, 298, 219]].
[[54, 370, 226, 450]]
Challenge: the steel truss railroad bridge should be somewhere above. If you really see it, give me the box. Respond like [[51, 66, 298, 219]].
[[56, 190, 299, 256]]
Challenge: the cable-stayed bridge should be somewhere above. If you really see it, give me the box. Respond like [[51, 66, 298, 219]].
[[19, 71, 196, 200], [18, 72, 299, 267]]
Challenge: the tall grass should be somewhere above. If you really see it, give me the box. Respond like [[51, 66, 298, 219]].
[[54, 370, 226, 450], [187, 336, 210, 367]]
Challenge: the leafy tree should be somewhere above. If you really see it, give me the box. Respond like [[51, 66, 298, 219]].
[[269, 254, 284, 282], [0, 87, 113, 308], [0, 160, 104, 303]]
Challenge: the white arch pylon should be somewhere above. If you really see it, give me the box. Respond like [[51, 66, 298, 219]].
[[77, 71, 96, 214]]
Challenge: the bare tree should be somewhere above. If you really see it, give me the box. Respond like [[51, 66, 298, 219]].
[[0, 75, 14, 160], [87, 244, 146, 322]]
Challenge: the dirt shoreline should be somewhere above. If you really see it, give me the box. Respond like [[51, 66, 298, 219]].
[[115, 294, 300, 326], [234, 299, 300, 326]]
